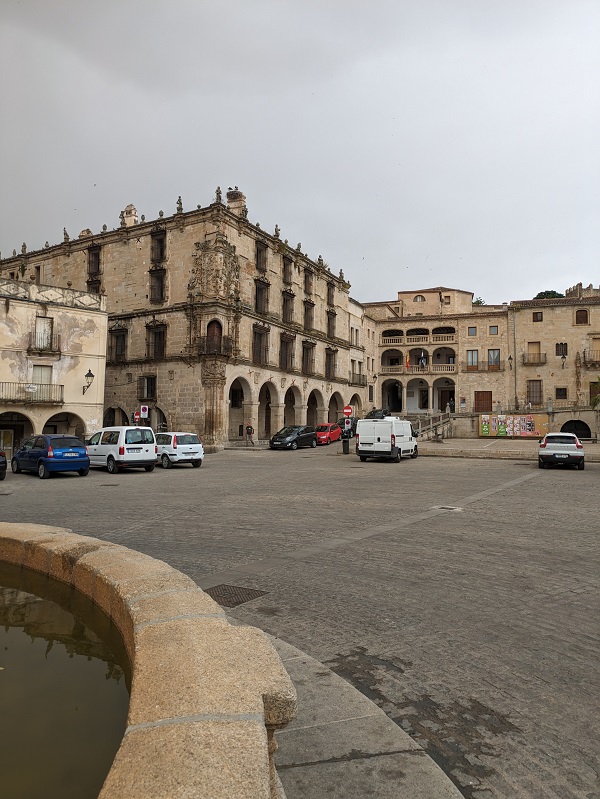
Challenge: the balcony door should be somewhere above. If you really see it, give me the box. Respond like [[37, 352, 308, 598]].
[[35, 317, 53, 350]]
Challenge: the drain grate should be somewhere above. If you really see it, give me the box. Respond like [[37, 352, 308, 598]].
[[204, 584, 269, 608]]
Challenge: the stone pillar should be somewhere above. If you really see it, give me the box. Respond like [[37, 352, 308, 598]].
[[400, 383, 406, 413], [316, 404, 328, 424], [243, 401, 259, 439], [428, 385, 434, 413], [270, 403, 284, 434], [201, 359, 227, 451]]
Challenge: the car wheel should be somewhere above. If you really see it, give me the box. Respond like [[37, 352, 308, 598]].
[[191, 459, 202, 468], [326, 437, 331, 445], [107, 456, 119, 475], [391, 453, 400, 463], [578, 460, 585, 470], [410, 446, 418, 459], [310, 439, 317, 448], [359, 456, 367, 462], [38, 462, 50, 479], [538, 459, 545, 468], [144, 464, 155, 472], [11, 459, 21, 474], [78, 467, 89, 477], [161, 454, 172, 469], [0, 470, 6, 481], [291, 442, 298, 450]]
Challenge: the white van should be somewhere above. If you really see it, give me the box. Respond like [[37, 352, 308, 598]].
[[87, 426, 157, 473], [355, 417, 418, 463]]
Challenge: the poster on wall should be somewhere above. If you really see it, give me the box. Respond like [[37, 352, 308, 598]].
[[479, 413, 549, 438]]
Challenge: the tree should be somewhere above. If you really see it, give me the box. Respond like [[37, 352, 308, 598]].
[[533, 290, 564, 299], [473, 297, 485, 305]]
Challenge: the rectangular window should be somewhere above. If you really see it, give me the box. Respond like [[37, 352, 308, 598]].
[[467, 350, 478, 371], [282, 255, 293, 284], [443, 295, 451, 305], [282, 292, 294, 324], [303, 301, 314, 331], [34, 316, 53, 350], [527, 380, 543, 405], [279, 337, 294, 371], [327, 283, 335, 306], [150, 270, 166, 303], [474, 391, 492, 412], [327, 312, 336, 339], [146, 326, 166, 359], [555, 343, 568, 356], [368, 384, 374, 402], [488, 349, 500, 371], [35, 265, 41, 284], [151, 231, 166, 262], [256, 241, 268, 272], [304, 270, 313, 294], [32, 364, 52, 385], [325, 350, 336, 380], [533, 312, 543, 322], [468, 327, 477, 336], [302, 343, 315, 375], [489, 325, 498, 335], [575, 309, 589, 325], [255, 281, 269, 314], [252, 328, 269, 366], [87, 246, 101, 275], [591, 381, 600, 406], [109, 331, 127, 362], [555, 387, 568, 400], [137, 375, 157, 400]]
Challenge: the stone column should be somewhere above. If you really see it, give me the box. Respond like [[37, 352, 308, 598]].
[[400, 383, 406, 413], [270, 403, 284, 434], [428, 385, 434, 413], [243, 401, 259, 439], [316, 404, 328, 424], [201, 359, 227, 451]]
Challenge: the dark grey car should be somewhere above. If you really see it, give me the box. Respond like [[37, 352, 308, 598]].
[[269, 426, 317, 450]]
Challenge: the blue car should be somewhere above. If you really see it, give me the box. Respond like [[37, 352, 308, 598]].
[[11, 434, 90, 479]]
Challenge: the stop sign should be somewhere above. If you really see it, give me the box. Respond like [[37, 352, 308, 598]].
[[343, 405, 353, 417]]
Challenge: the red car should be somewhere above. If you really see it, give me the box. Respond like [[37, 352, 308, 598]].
[[315, 423, 342, 445]]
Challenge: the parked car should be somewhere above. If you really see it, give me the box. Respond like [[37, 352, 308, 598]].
[[11, 435, 90, 479], [87, 426, 157, 473], [336, 417, 358, 438], [156, 432, 204, 468], [316, 423, 342, 445], [269, 426, 317, 450], [0, 449, 6, 481], [538, 432, 585, 469], [364, 408, 390, 420]]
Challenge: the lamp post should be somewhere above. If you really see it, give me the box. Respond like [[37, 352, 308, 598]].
[[82, 369, 95, 395]]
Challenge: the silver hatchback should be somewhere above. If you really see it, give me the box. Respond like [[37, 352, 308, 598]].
[[538, 433, 585, 470]]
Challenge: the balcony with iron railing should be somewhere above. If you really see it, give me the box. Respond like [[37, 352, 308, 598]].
[[27, 332, 61, 354], [0, 382, 64, 404], [583, 350, 600, 366], [522, 353, 547, 365], [198, 336, 233, 357], [461, 361, 505, 372], [349, 372, 367, 386]]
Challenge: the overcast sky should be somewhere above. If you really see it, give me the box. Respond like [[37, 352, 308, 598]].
[[1, 1, 598, 305]]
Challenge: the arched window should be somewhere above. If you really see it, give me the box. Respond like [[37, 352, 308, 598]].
[[206, 319, 223, 354], [575, 309, 589, 325], [413, 295, 425, 302]]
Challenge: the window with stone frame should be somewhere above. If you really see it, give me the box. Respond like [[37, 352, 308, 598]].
[[252, 326, 269, 366], [108, 330, 127, 362], [282, 255, 293, 284], [279, 335, 294, 371], [555, 387, 568, 400], [303, 300, 314, 331], [301, 342, 315, 375], [532, 312, 543, 322], [575, 309, 589, 325], [150, 269, 166, 303], [255, 280, 269, 314], [151, 230, 166, 263], [325, 349, 336, 380], [474, 391, 492, 412], [304, 269, 314, 295], [555, 343, 568, 356], [87, 245, 101, 276], [282, 291, 294, 324], [327, 311, 336, 339], [487, 349, 500, 371], [327, 283, 335, 306], [256, 240, 268, 272], [137, 375, 157, 401], [146, 325, 166, 359], [527, 379, 543, 405]]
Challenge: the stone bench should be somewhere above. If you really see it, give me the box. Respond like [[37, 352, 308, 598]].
[[0, 523, 297, 798]]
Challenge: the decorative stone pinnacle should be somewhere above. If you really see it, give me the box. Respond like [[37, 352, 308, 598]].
[[176, 196, 183, 213], [296, 243, 302, 252], [317, 255, 324, 266], [63, 228, 69, 242], [159, 210, 164, 218], [44, 241, 49, 248], [21, 243, 27, 254], [215, 186, 222, 204], [274, 224, 280, 238]]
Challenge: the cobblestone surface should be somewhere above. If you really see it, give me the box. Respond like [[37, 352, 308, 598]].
[[1, 446, 598, 798]]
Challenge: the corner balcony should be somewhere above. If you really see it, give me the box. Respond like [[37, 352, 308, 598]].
[[0, 382, 64, 404]]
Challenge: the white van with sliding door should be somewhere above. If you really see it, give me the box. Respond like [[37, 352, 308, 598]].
[[87, 426, 157, 473], [355, 417, 418, 463]]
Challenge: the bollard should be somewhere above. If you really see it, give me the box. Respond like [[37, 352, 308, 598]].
[[342, 438, 350, 455]]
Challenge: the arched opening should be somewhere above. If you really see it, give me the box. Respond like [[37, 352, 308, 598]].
[[407, 348, 429, 369], [149, 406, 168, 433], [406, 327, 429, 337], [306, 390, 323, 427], [284, 387, 298, 426], [258, 382, 278, 439], [43, 412, 86, 440], [406, 378, 429, 412], [561, 420, 591, 439], [0, 412, 34, 460], [382, 329, 404, 340], [381, 349, 403, 371], [348, 393, 362, 416], [432, 326, 456, 336], [434, 378, 455, 412], [206, 319, 223, 354], [432, 347, 456, 369], [103, 407, 129, 427], [228, 377, 251, 440], [328, 392, 344, 422], [382, 379, 402, 412]]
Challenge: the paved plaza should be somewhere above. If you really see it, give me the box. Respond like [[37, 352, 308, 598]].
[[1, 445, 598, 798]]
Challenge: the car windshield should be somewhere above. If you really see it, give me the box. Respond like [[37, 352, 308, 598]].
[[177, 435, 200, 445], [125, 429, 155, 444], [316, 425, 330, 432], [275, 427, 297, 437], [51, 437, 85, 449]]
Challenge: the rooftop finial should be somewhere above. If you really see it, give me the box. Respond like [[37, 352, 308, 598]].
[[215, 186, 222, 204], [176, 196, 183, 213]]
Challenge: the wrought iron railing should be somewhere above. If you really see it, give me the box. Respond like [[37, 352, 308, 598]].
[[27, 333, 61, 352], [349, 373, 367, 386], [198, 336, 233, 356], [522, 353, 547, 365], [0, 382, 64, 403]]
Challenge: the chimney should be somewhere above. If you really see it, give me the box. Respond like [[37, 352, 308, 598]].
[[226, 187, 247, 218]]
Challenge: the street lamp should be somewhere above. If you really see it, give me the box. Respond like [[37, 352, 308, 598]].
[[82, 369, 95, 394]]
